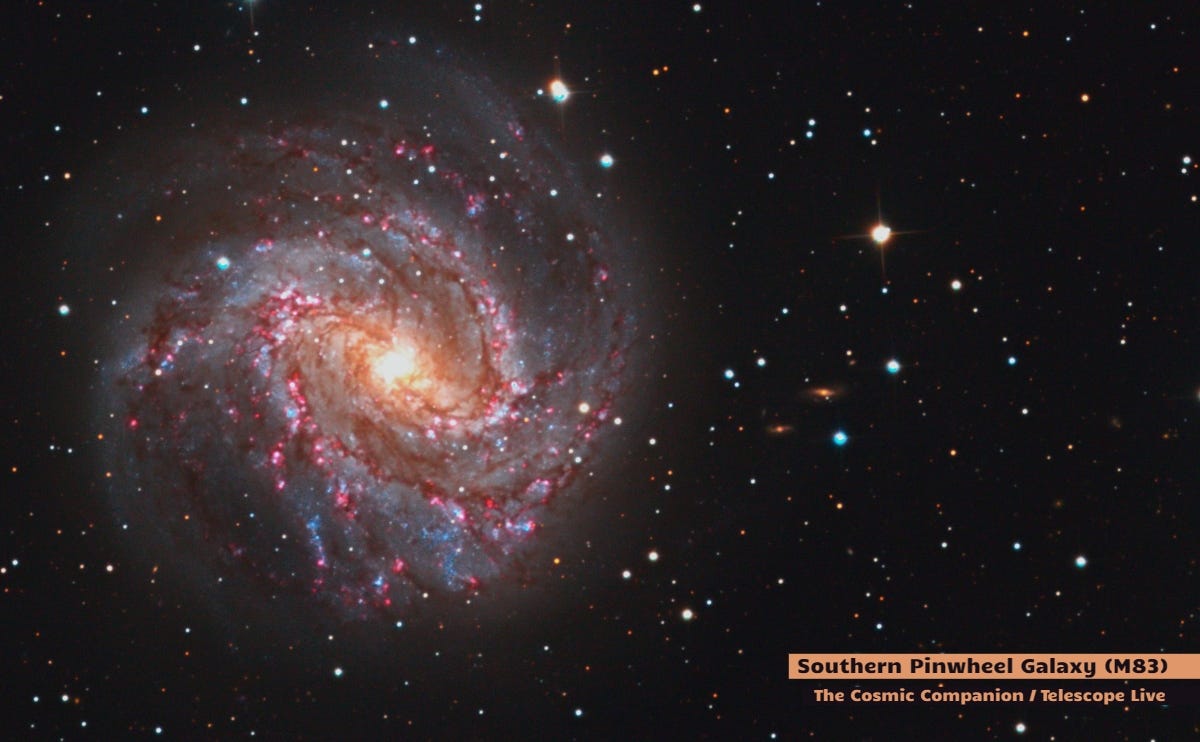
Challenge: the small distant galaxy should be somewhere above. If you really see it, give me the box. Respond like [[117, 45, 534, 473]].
[[97, 47, 637, 620], [802, 384, 844, 402]]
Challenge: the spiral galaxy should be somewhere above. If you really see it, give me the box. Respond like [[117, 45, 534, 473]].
[[96, 45, 637, 620]]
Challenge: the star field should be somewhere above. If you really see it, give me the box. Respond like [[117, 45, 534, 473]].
[[3, 1, 1198, 739]]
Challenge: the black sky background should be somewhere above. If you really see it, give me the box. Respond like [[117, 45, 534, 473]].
[[4, 1, 1199, 738]]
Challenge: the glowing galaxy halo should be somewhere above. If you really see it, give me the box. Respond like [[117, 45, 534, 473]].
[[86, 42, 643, 623]]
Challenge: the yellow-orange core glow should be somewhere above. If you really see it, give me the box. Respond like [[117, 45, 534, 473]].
[[373, 346, 418, 386]]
